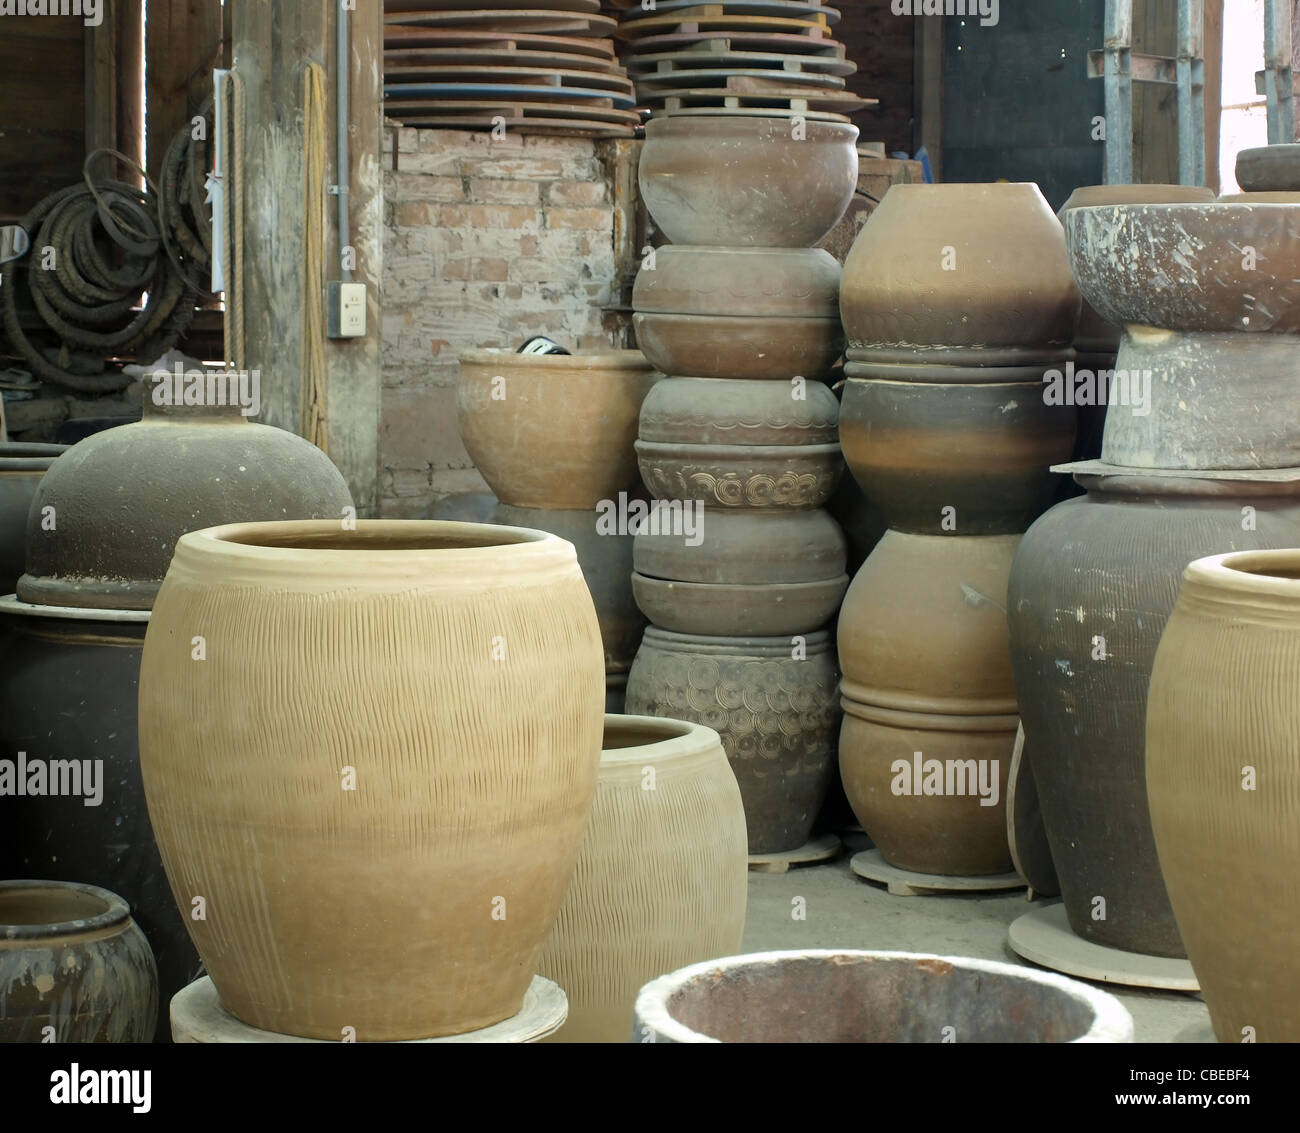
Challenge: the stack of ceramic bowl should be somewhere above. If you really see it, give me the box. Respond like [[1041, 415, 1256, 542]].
[[833, 183, 1081, 895], [623, 107, 858, 868], [455, 349, 661, 712], [1006, 154, 1300, 992]]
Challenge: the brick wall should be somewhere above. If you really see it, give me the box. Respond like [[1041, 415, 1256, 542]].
[[380, 126, 638, 518]]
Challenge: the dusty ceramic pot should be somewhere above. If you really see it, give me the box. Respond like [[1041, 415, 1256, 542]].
[[488, 502, 643, 679], [0, 602, 201, 1042], [1235, 143, 1300, 192], [839, 699, 1016, 877], [633, 312, 844, 382], [18, 396, 353, 611], [457, 350, 660, 509], [1101, 327, 1300, 469], [827, 465, 887, 576], [625, 628, 840, 854], [538, 715, 747, 1043], [838, 531, 1020, 715], [633, 246, 841, 319], [0, 442, 66, 595], [631, 573, 848, 637], [638, 115, 859, 247], [138, 520, 605, 1040], [633, 950, 1134, 1043], [1058, 186, 1216, 354], [1008, 466, 1300, 957], [1147, 550, 1300, 1041], [639, 376, 840, 447], [0, 880, 158, 1043], [1064, 201, 1300, 333], [636, 441, 842, 510], [840, 183, 1080, 364], [838, 377, 1075, 535]]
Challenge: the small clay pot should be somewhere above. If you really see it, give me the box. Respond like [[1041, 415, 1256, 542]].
[[633, 246, 841, 319], [457, 350, 660, 509], [639, 115, 859, 247], [633, 950, 1134, 1043], [633, 312, 844, 381], [625, 628, 840, 855], [636, 440, 843, 510], [1235, 144, 1300, 192], [639, 377, 839, 446], [838, 531, 1020, 715], [0, 879, 157, 1043], [838, 377, 1075, 535], [1101, 328, 1300, 470], [839, 698, 1017, 877], [0, 442, 66, 595], [631, 573, 848, 636], [840, 183, 1080, 363], [1064, 202, 1300, 333]]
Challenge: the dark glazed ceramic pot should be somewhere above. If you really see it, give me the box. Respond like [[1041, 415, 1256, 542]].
[[0, 443, 67, 595], [1008, 466, 1300, 956]]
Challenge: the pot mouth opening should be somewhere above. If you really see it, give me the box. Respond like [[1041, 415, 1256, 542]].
[[0, 881, 128, 938], [202, 519, 550, 555], [1217, 551, 1300, 583], [603, 714, 694, 752]]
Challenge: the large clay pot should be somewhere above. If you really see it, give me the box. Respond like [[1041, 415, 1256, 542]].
[[538, 715, 747, 1043], [638, 115, 859, 247], [633, 950, 1134, 1043], [0, 442, 66, 594], [457, 350, 660, 509], [838, 378, 1074, 535], [0, 604, 201, 1042], [639, 376, 840, 447], [1236, 143, 1300, 191], [838, 531, 1020, 714], [633, 313, 844, 382], [0, 880, 158, 1043], [839, 699, 1016, 876], [18, 396, 353, 611], [840, 183, 1080, 364], [636, 440, 843, 511], [137, 520, 605, 1040], [1147, 550, 1300, 1041], [1008, 468, 1300, 956], [626, 628, 840, 854]]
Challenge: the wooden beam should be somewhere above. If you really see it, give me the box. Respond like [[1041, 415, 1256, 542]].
[[146, 0, 222, 178], [1203, 0, 1223, 192], [85, 10, 117, 163], [1133, 0, 1179, 184], [117, 0, 146, 187]]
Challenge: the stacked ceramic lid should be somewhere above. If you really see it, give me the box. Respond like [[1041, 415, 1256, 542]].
[[623, 109, 859, 860], [383, 1, 637, 136], [608, 1, 867, 120], [833, 184, 1081, 884]]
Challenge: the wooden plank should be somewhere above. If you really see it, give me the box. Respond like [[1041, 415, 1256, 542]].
[[1133, 0, 1178, 184], [117, 0, 146, 188], [913, 11, 942, 177], [146, 0, 223, 178], [85, 12, 117, 164], [1203, 0, 1222, 192]]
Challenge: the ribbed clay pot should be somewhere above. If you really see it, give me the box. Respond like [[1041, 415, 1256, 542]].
[[457, 350, 660, 509], [538, 715, 747, 1043], [839, 700, 1016, 876], [841, 183, 1080, 365], [0, 880, 158, 1043], [1147, 550, 1300, 1041], [633, 950, 1134, 1043], [0, 442, 66, 594], [838, 377, 1075, 535], [138, 520, 605, 1041], [625, 628, 840, 854], [1008, 468, 1300, 957], [638, 115, 859, 247], [838, 531, 1020, 714]]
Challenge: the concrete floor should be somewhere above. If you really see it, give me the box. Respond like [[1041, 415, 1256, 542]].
[[740, 841, 1212, 1043]]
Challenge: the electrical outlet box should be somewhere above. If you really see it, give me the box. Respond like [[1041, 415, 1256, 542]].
[[327, 281, 367, 338]]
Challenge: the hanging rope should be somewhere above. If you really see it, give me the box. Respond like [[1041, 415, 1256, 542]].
[[219, 74, 247, 375], [301, 63, 329, 453]]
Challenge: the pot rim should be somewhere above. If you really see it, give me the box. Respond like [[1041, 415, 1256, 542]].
[[0, 879, 130, 940], [457, 348, 651, 370], [0, 593, 152, 623], [1185, 548, 1300, 596], [0, 442, 68, 470], [634, 310, 842, 326], [644, 114, 858, 137], [600, 712, 720, 766], [839, 692, 1020, 730], [634, 572, 849, 593], [633, 949, 1134, 1044], [640, 625, 833, 653], [634, 440, 843, 458]]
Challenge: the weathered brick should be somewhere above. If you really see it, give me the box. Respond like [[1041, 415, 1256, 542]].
[[459, 156, 565, 180], [546, 180, 607, 207], [396, 128, 419, 153], [437, 203, 537, 230], [468, 178, 540, 204], [546, 206, 612, 231], [394, 202, 433, 227]]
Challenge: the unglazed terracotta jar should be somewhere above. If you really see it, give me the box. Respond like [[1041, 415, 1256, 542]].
[[0, 880, 157, 1043], [1235, 143, 1300, 191], [1147, 549, 1300, 1041], [538, 715, 747, 1043], [625, 628, 840, 854], [638, 115, 859, 247], [0, 442, 66, 594], [840, 183, 1080, 364], [633, 950, 1134, 1043], [633, 314, 845, 382], [457, 350, 660, 509], [137, 520, 605, 1040], [1009, 468, 1300, 957], [838, 377, 1075, 535], [839, 700, 1016, 876], [838, 531, 1020, 714]]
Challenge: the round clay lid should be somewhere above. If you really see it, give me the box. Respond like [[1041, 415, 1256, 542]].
[[1058, 184, 1215, 215], [633, 246, 842, 318], [1236, 144, 1300, 193], [639, 377, 839, 445], [18, 390, 355, 611]]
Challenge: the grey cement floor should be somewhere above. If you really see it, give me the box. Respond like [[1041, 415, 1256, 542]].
[[741, 840, 1212, 1043]]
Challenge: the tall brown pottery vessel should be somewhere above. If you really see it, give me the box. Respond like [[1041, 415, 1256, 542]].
[[137, 520, 605, 1040], [1147, 550, 1300, 1041]]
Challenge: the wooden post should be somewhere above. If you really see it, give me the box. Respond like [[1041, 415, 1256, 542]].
[[913, 15, 943, 178], [146, 0, 222, 177], [232, 0, 382, 515], [1203, 0, 1223, 192]]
